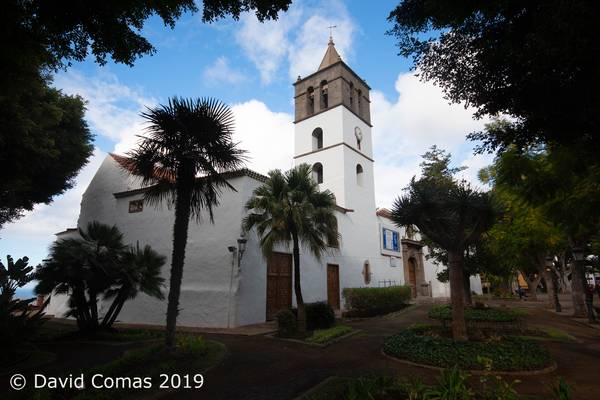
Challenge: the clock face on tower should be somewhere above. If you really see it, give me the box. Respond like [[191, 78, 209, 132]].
[[354, 127, 363, 141]]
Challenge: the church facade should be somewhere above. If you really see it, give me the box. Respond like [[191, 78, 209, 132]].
[[47, 40, 481, 328]]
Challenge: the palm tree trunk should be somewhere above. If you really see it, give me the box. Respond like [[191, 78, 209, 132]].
[[102, 288, 128, 327], [165, 181, 193, 350], [89, 289, 99, 330], [107, 296, 127, 327], [101, 295, 120, 327], [448, 251, 467, 341], [292, 232, 306, 334]]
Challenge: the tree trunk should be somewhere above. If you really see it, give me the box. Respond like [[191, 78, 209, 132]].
[[165, 180, 193, 350], [292, 232, 306, 334], [545, 270, 561, 312], [571, 260, 587, 317], [101, 293, 121, 327], [463, 272, 472, 306], [448, 251, 467, 341], [102, 288, 128, 327], [89, 289, 99, 330], [107, 296, 127, 327], [521, 273, 542, 300]]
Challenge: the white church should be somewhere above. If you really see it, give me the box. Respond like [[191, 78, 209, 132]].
[[48, 39, 482, 328]]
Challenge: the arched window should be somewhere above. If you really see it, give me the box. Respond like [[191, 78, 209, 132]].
[[312, 162, 323, 184], [357, 89, 362, 114], [307, 86, 314, 114], [349, 81, 354, 108], [320, 80, 328, 109], [356, 164, 364, 186], [312, 128, 323, 150]]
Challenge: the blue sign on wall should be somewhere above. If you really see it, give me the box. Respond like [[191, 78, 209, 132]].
[[382, 228, 400, 252]]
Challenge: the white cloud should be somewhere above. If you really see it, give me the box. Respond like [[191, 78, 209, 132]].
[[235, 0, 356, 84], [202, 56, 247, 85], [231, 100, 294, 174], [235, 10, 300, 84], [370, 72, 492, 208], [54, 70, 156, 154]]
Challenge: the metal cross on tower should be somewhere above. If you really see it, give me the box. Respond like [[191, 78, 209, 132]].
[[327, 25, 337, 41]]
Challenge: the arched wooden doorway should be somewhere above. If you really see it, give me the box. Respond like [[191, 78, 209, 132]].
[[408, 257, 417, 297]]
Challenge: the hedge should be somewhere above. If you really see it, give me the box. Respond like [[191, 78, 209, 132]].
[[383, 329, 553, 371], [342, 286, 411, 317], [428, 304, 526, 322]]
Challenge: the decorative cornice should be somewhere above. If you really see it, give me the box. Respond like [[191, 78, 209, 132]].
[[294, 141, 374, 162], [294, 103, 372, 127]]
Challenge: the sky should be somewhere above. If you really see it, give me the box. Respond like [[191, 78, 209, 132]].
[[0, 0, 494, 273]]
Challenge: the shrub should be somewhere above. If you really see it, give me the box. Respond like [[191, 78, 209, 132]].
[[305, 302, 335, 330], [289, 302, 336, 331], [342, 286, 411, 317], [383, 329, 553, 371], [428, 305, 526, 322], [276, 309, 297, 337], [0, 255, 47, 361], [176, 334, 207, 355]]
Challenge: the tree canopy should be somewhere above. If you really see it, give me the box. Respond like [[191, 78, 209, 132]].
[[0, 77, 93, 229], [387, 1, 600, 152], [5, 0, 291, 69]]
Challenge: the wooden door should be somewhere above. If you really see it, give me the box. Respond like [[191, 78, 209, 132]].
[[266, 252, 292, 320], [408, 258, 417, 298], [327, 264, 340, 310]]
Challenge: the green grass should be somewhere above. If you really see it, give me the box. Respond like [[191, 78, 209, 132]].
[[545, 328, 576, 342], [429, 304, 527, 322], [306, 325, 353, 344], [518, 328, 577, 343], [383, 329, 553, 371]]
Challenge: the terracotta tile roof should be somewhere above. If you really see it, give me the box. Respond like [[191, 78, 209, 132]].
[[109, 153, 175, 183], [110, 153, 269, 198], [376, 207, 392, 219]]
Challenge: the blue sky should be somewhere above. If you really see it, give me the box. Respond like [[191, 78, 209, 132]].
[[0, 0, 493, 281]]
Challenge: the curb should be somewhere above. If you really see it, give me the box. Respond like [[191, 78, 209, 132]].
[[380, 349, 557, 376]]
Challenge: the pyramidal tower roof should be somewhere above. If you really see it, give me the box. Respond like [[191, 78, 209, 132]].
[[318, 36, 342, 70]]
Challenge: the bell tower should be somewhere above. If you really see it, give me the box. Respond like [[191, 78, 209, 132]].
[[293, 37, 376, 215]]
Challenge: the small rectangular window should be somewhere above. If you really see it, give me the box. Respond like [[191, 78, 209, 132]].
[[129, 199, 144, 213]]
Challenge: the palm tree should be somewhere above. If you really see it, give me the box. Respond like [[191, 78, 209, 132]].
[[243, 164, 339, 333], [127, 97, 246, 350], [36, 221, 125, 332], [101, 243, 166, 328], [390, 178, 495, 340]]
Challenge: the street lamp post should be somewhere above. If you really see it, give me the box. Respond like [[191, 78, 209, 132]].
[[226, 235, 249, 328], [545, 256, 561, 313]]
